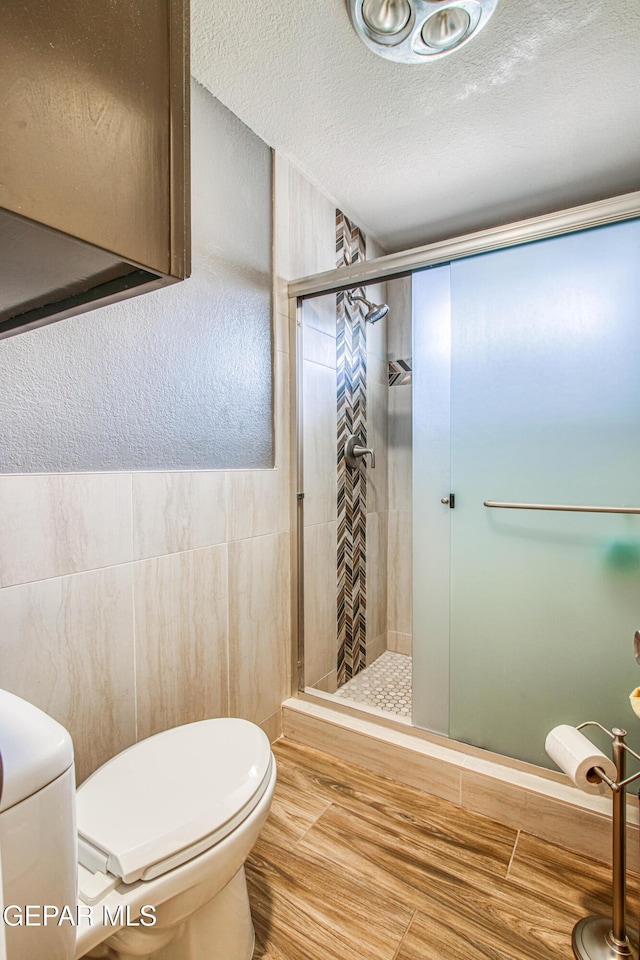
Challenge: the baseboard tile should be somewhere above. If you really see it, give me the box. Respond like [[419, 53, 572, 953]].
[[387, 631, 412, 656], [260, 708, 283, 743], [282, 696, 639, 871]]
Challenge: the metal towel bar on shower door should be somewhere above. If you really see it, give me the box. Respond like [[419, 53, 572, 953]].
[[483, 501, 640, 515]]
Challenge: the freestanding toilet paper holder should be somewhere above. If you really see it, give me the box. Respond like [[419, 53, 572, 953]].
[[572, 721, 640, 960]]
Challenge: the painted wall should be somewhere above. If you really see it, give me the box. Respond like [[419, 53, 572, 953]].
[[0, 85, 299, 784]]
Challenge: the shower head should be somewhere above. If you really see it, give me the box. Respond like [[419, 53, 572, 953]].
[[346, 292, 389, 324], [365, 301, 390, 324]]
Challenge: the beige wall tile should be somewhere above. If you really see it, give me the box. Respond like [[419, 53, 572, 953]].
[[302, 293, 337, 337], [367, 237, 387, 260], [367, 512, 388, 642], [0, 566, 136, 784], [303, 325, 336, 370], [227, 468, 289, 542], [134, 544, 229, 740], [388, 631, 413, 656], [132, 471, 227, 560], [303, 359, 337, 527], [387, 277, 412, 360], [388, 385, 413, 513], [364, 311, 388, 363], [229, 532, 290, 725], [367, 353, 388, 387], [388, 510, 412, 636], [366, 379, 388, 515], [364, 280, 388, 361], [303, 521, 337, 687], [0, 474, 132, 588], [260, 709, 283, 744], [288, 165, 336, 279], [366, 632, 387, 665], [313, 670, 338, 694]]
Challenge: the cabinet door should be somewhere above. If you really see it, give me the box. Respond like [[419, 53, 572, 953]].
[[0, 0, 188, 275]]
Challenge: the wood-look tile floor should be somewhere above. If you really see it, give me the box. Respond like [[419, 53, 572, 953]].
[[246, 739, 639, 960]]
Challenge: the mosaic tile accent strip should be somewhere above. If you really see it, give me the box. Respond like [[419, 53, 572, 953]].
[[336, 210, 367, 686], [389, 358, 412, 386], [335, 651, 412, 717]]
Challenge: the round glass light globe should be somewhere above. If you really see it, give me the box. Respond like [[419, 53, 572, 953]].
[[421, 7, 472, 49], [362, 0, 411, 35]]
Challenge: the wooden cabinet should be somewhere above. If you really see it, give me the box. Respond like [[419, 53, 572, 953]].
[[0, 0, 190, 338]]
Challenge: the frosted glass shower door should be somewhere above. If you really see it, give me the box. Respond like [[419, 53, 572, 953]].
[[448, 219, 640, 767], [413, 219, 640, 766]]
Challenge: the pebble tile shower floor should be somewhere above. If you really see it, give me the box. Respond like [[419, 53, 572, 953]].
[[334, 650, 412, 716]]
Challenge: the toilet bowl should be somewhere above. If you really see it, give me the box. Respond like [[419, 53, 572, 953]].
[[0, 690, 276, 960]]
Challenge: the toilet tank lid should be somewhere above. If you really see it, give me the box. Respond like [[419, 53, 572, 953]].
[[0, 690, 74, 813]]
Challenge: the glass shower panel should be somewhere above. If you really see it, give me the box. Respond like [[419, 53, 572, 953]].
[[412, 265, 452, 735], [449, 219, 640, 767]]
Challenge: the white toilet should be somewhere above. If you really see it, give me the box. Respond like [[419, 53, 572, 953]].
[[0, 689, 276, 960]]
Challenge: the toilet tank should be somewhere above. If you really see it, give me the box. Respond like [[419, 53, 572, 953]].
[[0, 691, 77, 960]]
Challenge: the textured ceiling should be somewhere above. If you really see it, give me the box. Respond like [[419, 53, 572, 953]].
[[192, 0, 640, 253]]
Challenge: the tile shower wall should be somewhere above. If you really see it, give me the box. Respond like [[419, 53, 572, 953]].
[[336, 214, 368, 685], [0, 118, 336, 784], [366, 256, 389, 669], [299, 191, 388, 692], [290, 161, 340, 693], [387, 278, 413, 656]]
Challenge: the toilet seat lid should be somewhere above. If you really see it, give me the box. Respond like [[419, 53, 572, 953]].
[[76, 718, 273, 884]]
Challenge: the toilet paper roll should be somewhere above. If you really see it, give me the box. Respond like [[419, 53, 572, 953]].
[[545, 724, 617, 795]]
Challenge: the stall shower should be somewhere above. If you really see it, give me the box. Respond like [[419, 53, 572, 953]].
[[299, 212, 640, 770]]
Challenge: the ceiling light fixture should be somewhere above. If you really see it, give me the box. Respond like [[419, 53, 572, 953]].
[[348, 0, 498, 62]]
